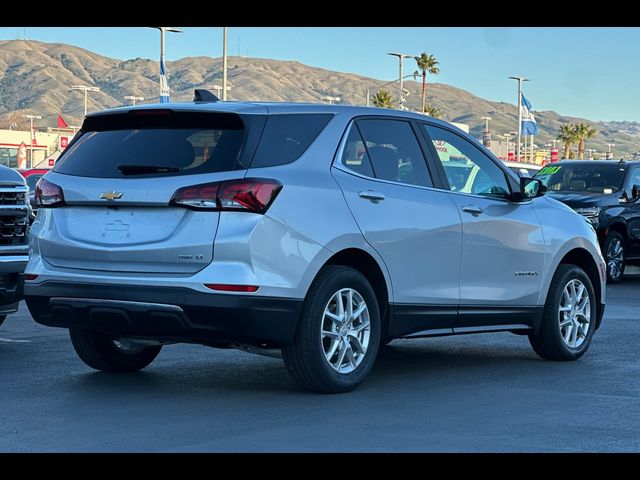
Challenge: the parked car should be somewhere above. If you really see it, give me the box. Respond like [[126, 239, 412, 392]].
[[535, 159, 640, 283], [502, 161, 542, 178], [24, 97, 606, 393], [17, 168, 50, 220], [0, 165, 30, 327]]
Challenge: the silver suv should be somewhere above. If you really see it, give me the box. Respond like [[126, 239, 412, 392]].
[[24, 96, 606, 393]]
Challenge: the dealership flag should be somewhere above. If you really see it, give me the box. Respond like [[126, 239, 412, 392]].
[[521, 93, 539, 135], [57, 114, 69, 128], [160, 56, 170, 103]]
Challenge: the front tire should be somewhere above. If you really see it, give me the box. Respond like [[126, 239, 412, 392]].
[[282, 266, 381, 393], [604, 231, 625, 283], [69, 329, 162, 372], [529, 264, 597, 361]]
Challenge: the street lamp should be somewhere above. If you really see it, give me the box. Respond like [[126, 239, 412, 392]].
[[71, 85, 101, 116], [388, 52, 416, 110], [124, 95, 144, 106], [25, 114, 41, 168], [150, 27, 182, 103], [481, 116, 492, 148], [501, 133, 512, 158], [323, 96, 341, 105], [509, 76, 530, 162], [367, 72, 418, 107], [607, 143, 615, 159]]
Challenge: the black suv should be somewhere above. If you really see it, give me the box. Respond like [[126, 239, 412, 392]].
[[535, 160, 640, 283]]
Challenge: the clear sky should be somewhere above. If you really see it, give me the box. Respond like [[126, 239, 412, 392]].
[[1, 26, 639, 122]]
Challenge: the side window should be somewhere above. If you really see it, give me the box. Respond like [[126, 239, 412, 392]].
[[626, 167, 640, 198], [339, 124, 375, 177], [423, 124, 511, 199], [356, 119, 432, 187]]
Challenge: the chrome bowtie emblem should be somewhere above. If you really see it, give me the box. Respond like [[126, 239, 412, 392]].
[[100, 191, 123, 201]]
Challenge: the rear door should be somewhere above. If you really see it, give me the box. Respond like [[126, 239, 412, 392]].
[[331, 118, 462, 336], [622, 166, 640, 256], [37, 109, 265, 274]]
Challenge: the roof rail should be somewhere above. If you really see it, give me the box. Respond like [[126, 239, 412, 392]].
[[193, 89, 220, 103]]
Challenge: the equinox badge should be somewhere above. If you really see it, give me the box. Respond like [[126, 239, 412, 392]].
[[100, 191, 123, 201]]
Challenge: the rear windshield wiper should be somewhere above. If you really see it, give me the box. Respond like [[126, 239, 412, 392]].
[[117, 164, 180, 175]]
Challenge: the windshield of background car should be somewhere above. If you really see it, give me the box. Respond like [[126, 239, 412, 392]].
[[535, 163, 626, 193]]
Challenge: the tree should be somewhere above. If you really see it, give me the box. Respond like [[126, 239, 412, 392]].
[[557, 123, 578, 159], [423, 103, 443, 118], [371, 89, 394, 109], [3, 111, 29, 131], [414, 52, 440, 114], [574, 122, 598, 159]]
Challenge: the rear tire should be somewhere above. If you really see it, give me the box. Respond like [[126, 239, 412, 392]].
[[529, 264, 597, 361], [282, 266, 381, 393], [69, 329, 161, 372], [604, 231, 625, 283]]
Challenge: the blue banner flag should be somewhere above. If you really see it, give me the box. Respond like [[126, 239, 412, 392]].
[[160, 57, 170, 103], [521, 93, 539, 135]]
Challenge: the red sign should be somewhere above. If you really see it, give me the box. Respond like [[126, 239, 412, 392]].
[[550, 148, 559, 163], [59, 136, 69, 150], [17, 142, 27, 170], [48, 158, 55, 167], [507, 150, 515, 161]]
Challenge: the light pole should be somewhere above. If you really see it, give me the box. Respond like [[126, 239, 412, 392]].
[[124, 95, 144, 106], [481, 116, 492, 148], [212, 85, 231, 99], [388, 52, 415, 110], [607, 143, 615, 160], [222, 27, 228, 101], [509, 76, 529, 162], [72, 85, 101, 116], [367, 73, 418, 107], [501, 133, 512, 159], [25, 114, 41, 168], [323, 96, 341, 105], [151, 27, 182, 103]]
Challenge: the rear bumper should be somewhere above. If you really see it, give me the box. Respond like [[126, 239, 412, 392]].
[[25, 282, 303, 345], [0, 272, 24, 313]]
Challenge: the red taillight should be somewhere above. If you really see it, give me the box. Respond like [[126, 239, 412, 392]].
[[204, 284, 259, 292], [34, 178, 65, 208], [171, 178, 282, 214], [24, 274, 39, 281]]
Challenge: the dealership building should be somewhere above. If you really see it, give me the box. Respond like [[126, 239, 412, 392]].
[[0, 128, 73, 169]]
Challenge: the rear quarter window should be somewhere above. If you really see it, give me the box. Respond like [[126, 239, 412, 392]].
[[250, 114, 333, 168]]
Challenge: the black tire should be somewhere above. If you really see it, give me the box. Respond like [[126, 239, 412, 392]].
[[529, 264, 597, 361], [604, 231, 625, 283], [282, 265, 381, 393], [0, 315, 6, 327], [69, 329, 161, 372]]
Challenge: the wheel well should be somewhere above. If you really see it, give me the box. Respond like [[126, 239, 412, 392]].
[[559, 248, 603, 328], [608, 222, 628, 244], [325, 248, 390, 337]]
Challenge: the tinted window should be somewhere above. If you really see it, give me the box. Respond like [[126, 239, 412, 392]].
[[357, 119, 432, 187], [339, 124, 374, 177], [626, 167, 640, 197], [423, 124, 511, 199], [54, 112, 247, 178], [535, 163, 625, 193], [251, 114, 333, 168]]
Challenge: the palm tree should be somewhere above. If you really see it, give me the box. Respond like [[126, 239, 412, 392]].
[[557, 123, 578, 159], [371, 89, 394, 109], [414, 53, 440, 114], [574, 122, 598, 159], [423, 103, 443, 119]]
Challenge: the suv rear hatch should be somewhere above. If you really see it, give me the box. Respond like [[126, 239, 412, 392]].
[[38, 108, 266, 274]]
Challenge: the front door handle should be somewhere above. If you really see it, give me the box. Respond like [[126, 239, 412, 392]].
[[358, 191, 386, 202], [461, 205, 484, 216]]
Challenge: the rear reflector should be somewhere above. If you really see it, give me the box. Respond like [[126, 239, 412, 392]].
[[25, 274, 39, 281], [204, 284, 259, 292]]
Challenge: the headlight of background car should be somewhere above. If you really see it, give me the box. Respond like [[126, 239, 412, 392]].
[[574, 207, 601, 227]]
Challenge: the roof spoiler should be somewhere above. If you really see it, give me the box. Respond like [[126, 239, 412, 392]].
[[193, 89, 220, 103]]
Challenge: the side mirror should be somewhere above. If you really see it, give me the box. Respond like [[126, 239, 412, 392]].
[[517, 177, 545, 201]]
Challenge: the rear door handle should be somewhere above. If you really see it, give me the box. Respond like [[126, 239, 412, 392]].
[[358, 191, 386, 202], [461, 205, 484, 216]]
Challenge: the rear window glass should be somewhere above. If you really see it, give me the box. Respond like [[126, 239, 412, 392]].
[[251, 114, 333, 168], [53, 111, 248, 178]]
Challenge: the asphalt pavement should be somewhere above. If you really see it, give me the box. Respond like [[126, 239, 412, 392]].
[[1, 270, 639, 452]]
